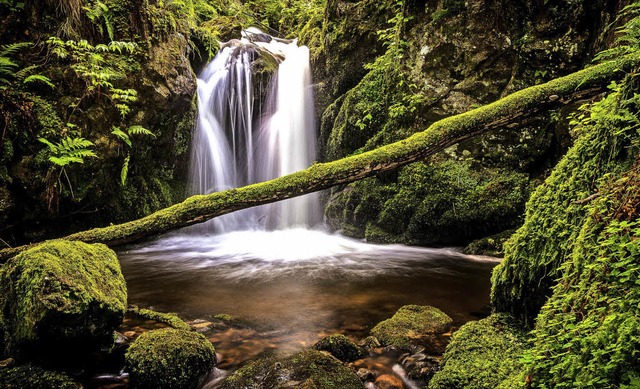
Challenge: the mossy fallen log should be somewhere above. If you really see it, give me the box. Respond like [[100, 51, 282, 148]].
[[1, 54, 639, 262]]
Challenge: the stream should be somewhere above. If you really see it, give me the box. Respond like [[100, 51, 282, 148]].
[[116, 228, 500, 382]]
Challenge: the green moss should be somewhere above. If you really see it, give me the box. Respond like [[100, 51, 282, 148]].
[[522, 169, 640, 387], [429, 314, 528, 389], [0, 364, 77, 389], [491, 79, 640, 326], [127, 305, 190, 331], [0, 240, 127, 359], [464, 229, 516, 256], [313, 334, 363, 362], [221, 349, 362, 389], [371, 305, 452, 349], [125, 328, 216, 389]]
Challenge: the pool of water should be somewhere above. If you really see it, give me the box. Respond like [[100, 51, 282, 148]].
[[117, 229, 499, 368]]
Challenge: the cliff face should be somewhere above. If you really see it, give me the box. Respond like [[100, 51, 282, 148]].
[[317, 0, 623, 247], [0, 0, 211, 244]]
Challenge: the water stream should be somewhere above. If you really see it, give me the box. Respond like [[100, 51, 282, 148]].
[[113, 30, 501, 387]]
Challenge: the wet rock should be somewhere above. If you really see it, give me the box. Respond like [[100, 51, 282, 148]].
[[0, 364, 77, 388], [371, 305, 453, 350], [0, 241, 127, 362], [313, 334, 363, 362], [221, 349, 361, 389], [375, 374, 404, 389], [399, 350, 442, 382], [125, 328, 216, 389], [357, 367, 375, 382]]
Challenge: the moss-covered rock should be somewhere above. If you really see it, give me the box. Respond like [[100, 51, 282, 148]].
[[313, 334, 363, 362], [464, 229, 516, 256], [0, 240, 126, 361], [127, 305, 190, 331], [428, 314, 528, 389], [125, 328, 216, 389], [371, 305, 453, 349], [221, 349, 361, 389], [0, 364, 78, 389]]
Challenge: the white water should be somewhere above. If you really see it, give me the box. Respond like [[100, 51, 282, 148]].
[[189, 29, 320, 233]]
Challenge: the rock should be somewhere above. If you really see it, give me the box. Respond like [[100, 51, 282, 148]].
[[0, 364, 77, 388], [221, 349, 362, 389], [371, 305, 453, 350], [357, 367, 375, 382], [313, 334, 363, 362], [0, 357, 15, 368], [400, 350, 441, 382], [429, 314, 527, 389], [374, 374, 404, 389], [125, 328, 216, 389], [0, 240, 127, 361]]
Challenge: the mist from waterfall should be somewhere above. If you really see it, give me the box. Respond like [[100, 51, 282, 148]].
[[189, 29, 320, 233]]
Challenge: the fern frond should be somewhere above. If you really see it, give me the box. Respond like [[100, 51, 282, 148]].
[[112, 127, 132, 147], [120, 154, 130, 186], [128, 125, 155, 137], [0, 42, 31, 58], [38, 137, 58, 152], [23, 75, 56, 89]]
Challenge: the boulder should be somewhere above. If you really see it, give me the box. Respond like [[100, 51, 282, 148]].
[[0, 364, 78, 388], [221, 349, 362, 389], [0, 240, 127, 361], [371, 305, 453, 349], [313, 334, 363, 362], [125, 328, 216, 389]]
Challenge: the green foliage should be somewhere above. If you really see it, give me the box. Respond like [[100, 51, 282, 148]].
[[491, 76, 640, 326], [0, 43, 53, 90], [370, 305, 453, 349], [595, 2, 640, 62], [38, 136, 96, 167], [524, 217, 640, 388], [84, 0, 114, 41], [429, 314, 529, 389], [111, 125, 155, 186], [125, 328, 216, 389]]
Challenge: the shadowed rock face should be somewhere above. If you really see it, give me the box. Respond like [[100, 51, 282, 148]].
[[320, 0, 625, 247]]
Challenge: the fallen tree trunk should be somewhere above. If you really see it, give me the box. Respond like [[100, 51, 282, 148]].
[[1, 54, 639, 262]]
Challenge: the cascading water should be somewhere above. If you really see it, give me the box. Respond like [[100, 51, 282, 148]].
[[189, 29, 320, 233]]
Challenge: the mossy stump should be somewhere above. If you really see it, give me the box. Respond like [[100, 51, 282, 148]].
[[221, 349, 362, 389], [371, 305, 453, 349], [125, 328, 216, 389], [0, 240, 127, 361], [313, 334, 363, 362]]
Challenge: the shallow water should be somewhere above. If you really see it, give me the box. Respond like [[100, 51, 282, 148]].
[[117, 229, 499, 367]]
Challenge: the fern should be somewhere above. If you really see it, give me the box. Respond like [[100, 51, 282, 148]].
[[39, 136, 97, 167], [111, 126, 132, 147], [120, 154, 130, 186], [595, 1, 640, 61], [127, 125, 155, 137], [23, 74, 55, 89]]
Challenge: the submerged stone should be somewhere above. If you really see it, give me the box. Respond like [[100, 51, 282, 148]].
[[125, 328, 216, 389], [313, 334, 363, 362], [0, 240, 127, 361], [371, 305, 453, 349], [221, 349, 362, 389]]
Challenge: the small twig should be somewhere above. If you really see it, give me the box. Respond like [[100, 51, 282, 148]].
[[573, 192, 601, 205]]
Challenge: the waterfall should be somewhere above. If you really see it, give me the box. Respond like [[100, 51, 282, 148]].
[[188, 29, 320, 233]]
